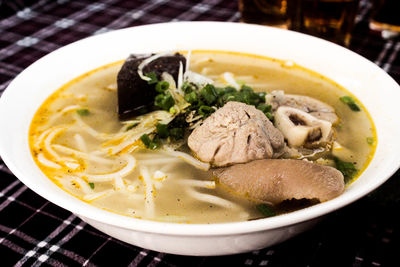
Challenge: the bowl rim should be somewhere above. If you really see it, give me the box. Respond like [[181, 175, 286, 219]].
[[1, 21, 400, 236]]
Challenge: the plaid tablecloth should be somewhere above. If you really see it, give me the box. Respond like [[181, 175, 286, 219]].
[[0, 0, 399, 266]]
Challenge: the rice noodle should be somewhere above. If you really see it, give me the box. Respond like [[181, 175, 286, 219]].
[[137, 52, 172, 81], [72, 113, 110, 140], [177, 61, 184, 90], [71, 176, 92, 194], [82, 154, 137, 182], [104, 127, 155, 155], [161, 149, 210, 171], [52, 144, 114, 164], [83, 189, 113, 201], [179, 179, 215, 189], [222, 72, 240, 89], [187, 189, 240, 209], [101, 110, 174, 155], [188, 119, 203, 130], [138, 157, 181, 165], [43, 127, 66, 161], [34, 128, 53, 150], [121, 119, 141, 125], [185, 50, 191, 73], [74, 133, 87, 152], [64, 161, 80, 170], [153, 170, 167, 181], [45, 105, 81, 126], [184, 70, 213, 85], [140, 166, 155, 218], [37, 152, 62, 169], [161, 72, 177, 89], [114, 176, 125, 190]]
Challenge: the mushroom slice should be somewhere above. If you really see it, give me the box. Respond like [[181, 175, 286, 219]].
[[274, 106, 332, 147], [214, 159, 345, 205]]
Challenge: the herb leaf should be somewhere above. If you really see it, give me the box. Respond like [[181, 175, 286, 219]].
[[145, 72, 158, 84], [155, 81, 169, 93], [126, 122, 139, 131], [256, 204, 276, 217], [155, 92, 175, 111], [156, 123, 169, 138], [366, 137, 374, 145], [340, 96, 361, 112], [140, 134, 160, 149], [76, 109, 90, 116], [88, 182, 95, 189], [334, 157, 358, 182]]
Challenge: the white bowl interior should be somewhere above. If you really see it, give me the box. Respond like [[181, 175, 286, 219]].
[[1, 22, 400, 237]]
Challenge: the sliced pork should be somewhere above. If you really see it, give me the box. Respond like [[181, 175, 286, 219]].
[[214, 159, 344, 204], [188, 101, 284, 167]]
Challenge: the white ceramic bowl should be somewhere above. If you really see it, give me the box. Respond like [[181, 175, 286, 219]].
[[1, 22, 400, 256]]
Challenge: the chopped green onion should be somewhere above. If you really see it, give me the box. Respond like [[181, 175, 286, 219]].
[[155, 92, 175, 111], [366, 137, 374, 145], [182, 82, 195, 94], [257, 103, 272, 114], [88, 182, 95, 189], [126, 122, 139, 131], [169, 106, 177, 114], [240, 84, 253, 92], [200, 84, 218, 105], [156, 123, 169, 138], [184, 91, 198, 103], [198, 105, 215, 117], [257, 92, 266, 102], [256, 204, 275, 217], [140, 134, 151, 147], [224, 86, 236, 94], [149, 136, 160, 149], [169, 128, 184, 140], [140, 134, 159, 149], [334, 157, 358, 182], [145, 72, 158, 84], [340, 96, 360, 112], [155, 81, 169, 93], [76, 109, 90, 116], [265, 112, 274, 122]]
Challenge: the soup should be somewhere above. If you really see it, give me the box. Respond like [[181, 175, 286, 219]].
[[29, 51, 376, 223]]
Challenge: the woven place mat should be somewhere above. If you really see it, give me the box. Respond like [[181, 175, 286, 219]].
[[0, 0, 399, 266]]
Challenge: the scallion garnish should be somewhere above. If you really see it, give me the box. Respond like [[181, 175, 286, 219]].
[[256, 204, 275, 217], [339, 96, 360, 112], [145, 72, 158, 84], [198, 105, 215, 117], [155, 81, 169, 93], [126, 122, 139, 131], [156, 123, 169, 138], [155, 92, 175, 111], [140, 134, 160, 150], [334, 157, 358, 182], [76, 109, 90, 116], [366, 137, 374, 145]]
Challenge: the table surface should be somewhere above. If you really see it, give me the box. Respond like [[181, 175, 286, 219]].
[[0, 0, 399, 266]]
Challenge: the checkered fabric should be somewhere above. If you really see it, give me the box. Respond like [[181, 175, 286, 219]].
[[0, 0, 399, 266]]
